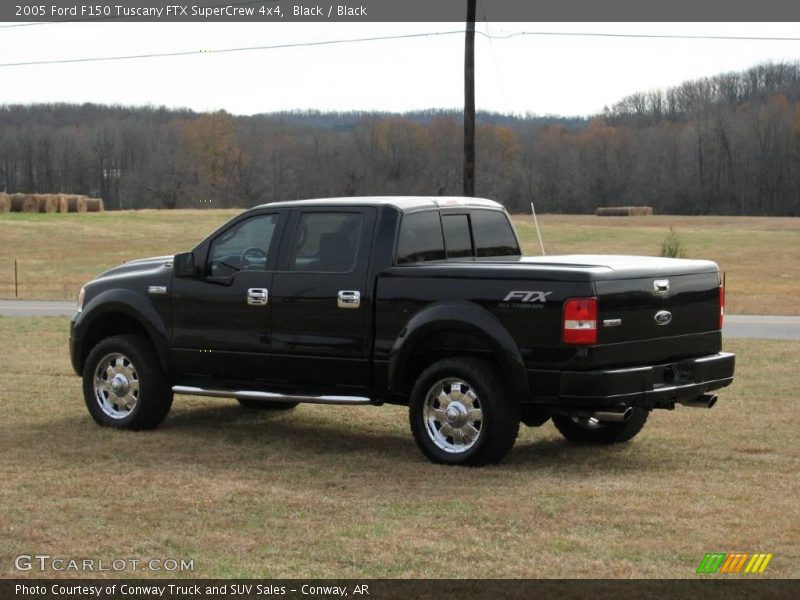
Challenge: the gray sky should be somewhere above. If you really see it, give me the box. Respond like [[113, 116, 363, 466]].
[[0, 21, 798, 116]]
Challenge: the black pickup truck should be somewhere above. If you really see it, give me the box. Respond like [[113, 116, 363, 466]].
[[70, 197, 734, 465]]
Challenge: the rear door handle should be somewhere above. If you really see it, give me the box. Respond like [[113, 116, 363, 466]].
[[337, 290, 360, 309], [247, 288, 269, 306]]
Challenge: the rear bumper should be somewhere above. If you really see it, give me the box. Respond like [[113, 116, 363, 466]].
[[529, 352, 735, 409]]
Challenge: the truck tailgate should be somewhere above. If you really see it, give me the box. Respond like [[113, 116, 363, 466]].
[[596, 271, 721, 344], [519, 255, 727, 370]]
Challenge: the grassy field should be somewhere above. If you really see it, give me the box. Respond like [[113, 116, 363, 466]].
[[0, 210, 235, 302], [1, 210, 798, 314], [514, 214, 800, 316], [0, 317, 797, 578]]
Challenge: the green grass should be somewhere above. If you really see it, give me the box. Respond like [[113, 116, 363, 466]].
[[0, 317, 797, 578], [1, 211, 799, 314]]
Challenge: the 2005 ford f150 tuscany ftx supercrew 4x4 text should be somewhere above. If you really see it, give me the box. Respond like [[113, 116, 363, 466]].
[[70, 197, 735, 465]]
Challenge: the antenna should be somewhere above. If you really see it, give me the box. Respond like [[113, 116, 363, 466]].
[[530, 202, 546, 255]]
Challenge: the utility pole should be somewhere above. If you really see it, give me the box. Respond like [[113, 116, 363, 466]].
[[463, 0, 476, 197]]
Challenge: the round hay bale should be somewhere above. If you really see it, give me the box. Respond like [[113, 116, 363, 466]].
[[85, 197, 104, 212], [37, 194, 59, 213], [66, 195, 88, 213], [0, 193, 10, 213], [54, 194, 69, 213], [11, 194, 38, 213]]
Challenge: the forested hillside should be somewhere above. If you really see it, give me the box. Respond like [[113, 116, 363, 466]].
[[1, 61, 798, 214]]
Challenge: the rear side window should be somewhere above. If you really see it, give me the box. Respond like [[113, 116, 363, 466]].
[[472, 210, 520, 257], [396, 211, 445, 264], [289, 212, 363, 272], [442, 214, 473, 258]]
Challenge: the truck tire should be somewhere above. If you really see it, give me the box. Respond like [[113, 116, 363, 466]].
[[551, 408, 649, 444], [237, 399, 298, 410], [82, 335, 173, 430], [409, 357, 520, 466]]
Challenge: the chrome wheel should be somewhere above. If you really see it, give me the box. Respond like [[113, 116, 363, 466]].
[[93, 352, 139, 419], [423, 378, 483, 454]]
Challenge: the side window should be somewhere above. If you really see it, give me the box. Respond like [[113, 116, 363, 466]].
[[289, 212, 363, 272], [396, 211, 445, 264], [208, 213, 278, 278], [442, 214, 473, 259], [472, 210, 520, 257]]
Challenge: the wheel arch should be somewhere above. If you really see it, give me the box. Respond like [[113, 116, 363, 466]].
[[387, 301, 528, 399], [72, 289, 170, 375]]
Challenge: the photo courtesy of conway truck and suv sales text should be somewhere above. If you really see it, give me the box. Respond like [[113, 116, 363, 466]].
[[69, 197, 734, 466]]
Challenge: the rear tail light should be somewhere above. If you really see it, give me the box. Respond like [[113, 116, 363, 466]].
[[719, 283, 725, 330], [563, 297, 597, 345]]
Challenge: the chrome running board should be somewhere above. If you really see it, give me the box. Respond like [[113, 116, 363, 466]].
[[172, 385, 372, 405]]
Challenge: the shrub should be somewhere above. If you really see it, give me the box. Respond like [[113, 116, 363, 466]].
[[661, 227, 687, 258]]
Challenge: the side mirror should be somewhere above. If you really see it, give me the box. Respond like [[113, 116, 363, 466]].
[[173, 252, 197, 278]]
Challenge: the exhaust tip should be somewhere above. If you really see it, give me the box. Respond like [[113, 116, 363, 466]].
[[590, 407, 633, 422], [677, 394, 718, 409]]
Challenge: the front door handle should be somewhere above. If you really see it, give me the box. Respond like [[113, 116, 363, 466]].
[[247, 288, 269, 306], [337, 290, 361, 309]]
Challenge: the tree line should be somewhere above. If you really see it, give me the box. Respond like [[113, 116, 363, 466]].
[[0, 61, 798, 215]]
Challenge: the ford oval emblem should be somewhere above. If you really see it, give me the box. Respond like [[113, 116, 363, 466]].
[[654, 310, 672, 326]]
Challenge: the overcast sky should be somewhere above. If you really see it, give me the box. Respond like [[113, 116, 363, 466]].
[[0, 21, 798, 116]]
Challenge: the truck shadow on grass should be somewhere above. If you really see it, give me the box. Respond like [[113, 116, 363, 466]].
[[163, 403, 417, 457], [32, 402, 674, 473], [134, 403, 681, 473]]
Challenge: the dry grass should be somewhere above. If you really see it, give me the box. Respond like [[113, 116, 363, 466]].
[[0, 211, 798, 314], [0, 210, 237, 301], [0, 317, 797, 578], [515, 214, 800, 315]]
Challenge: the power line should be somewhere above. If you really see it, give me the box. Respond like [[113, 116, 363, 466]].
[[0, 29, 466, 68], [491, 30, 800, 42], [3, 17, 800, 41], [482, 16, 512, 115], [0, 28, 798, 69], [0, 22, 47, 29]]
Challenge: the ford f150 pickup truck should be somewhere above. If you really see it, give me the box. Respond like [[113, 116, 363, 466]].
[[70, 197, 734, 465]]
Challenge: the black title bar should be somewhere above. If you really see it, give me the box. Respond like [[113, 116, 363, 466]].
[[3, 580, 800, 600]]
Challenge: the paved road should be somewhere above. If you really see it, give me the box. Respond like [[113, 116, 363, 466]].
[[0, 300, 77, 317], [721, 315, 800, 341], [0, 300, 798, 340]]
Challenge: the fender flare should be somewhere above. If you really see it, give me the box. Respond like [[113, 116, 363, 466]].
[[387, 301, 528, 397], [72, 289, 170, 372]]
